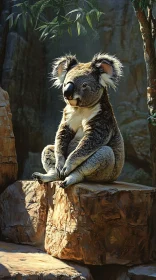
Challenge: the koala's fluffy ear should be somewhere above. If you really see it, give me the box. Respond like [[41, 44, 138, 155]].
[[52, 55, 78, 87], [91, 53, 123, 89]]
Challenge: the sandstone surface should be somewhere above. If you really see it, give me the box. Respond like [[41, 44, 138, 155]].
[[1, 180, 156, 266], [0, 241, 93, 279], [45, 181, 156, 265], [0, 180, 47, 246], [0, 87, 18, 193]]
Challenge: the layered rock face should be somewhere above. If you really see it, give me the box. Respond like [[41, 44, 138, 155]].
[[0, 180, 156, 266], [0, 87, 17, 193]]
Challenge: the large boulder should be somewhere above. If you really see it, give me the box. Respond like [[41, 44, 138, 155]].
[[117, 102, 151, 185], [0, 180, 47, 246], [45, 182, 156, 265], [118, 161, 152, 186], [0, 241, 93, 280], [0, 87, 18, 193]]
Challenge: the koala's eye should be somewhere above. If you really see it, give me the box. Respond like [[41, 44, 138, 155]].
[[82, 82, 88, 88]]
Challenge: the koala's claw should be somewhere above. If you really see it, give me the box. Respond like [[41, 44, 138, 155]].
[[32, 172, 43, 184], [59, 180, 68, 189], [60, 167, 68, 179], [60, 170, 65, 180], [56, 167, 61, 179], [55, 163, 65, 179]]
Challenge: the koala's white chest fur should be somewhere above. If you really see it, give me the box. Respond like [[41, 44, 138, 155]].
[[64, 103, 101, 153], [65, 103, 101, 132]]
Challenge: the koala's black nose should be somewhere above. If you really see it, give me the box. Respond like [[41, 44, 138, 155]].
[[63, 82, 75, 99]]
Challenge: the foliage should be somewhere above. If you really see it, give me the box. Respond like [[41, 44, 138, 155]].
[[7, 0, 104, 40], [148, 113, 156, 126]]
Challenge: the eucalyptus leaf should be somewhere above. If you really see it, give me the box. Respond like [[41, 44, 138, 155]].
[[86, 12, 93, 28], [77, 21, 81, 35]]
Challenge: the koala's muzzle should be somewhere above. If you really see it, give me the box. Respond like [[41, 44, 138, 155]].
[[63, 82, 75, 100]]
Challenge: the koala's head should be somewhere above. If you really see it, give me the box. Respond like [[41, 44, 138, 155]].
[[52, 53, 123, 107]]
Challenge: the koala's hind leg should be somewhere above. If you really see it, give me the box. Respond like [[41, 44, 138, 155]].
[[32, 145, 59, 183], [41, 145, 55, 172], [59, 146, 115, 188]]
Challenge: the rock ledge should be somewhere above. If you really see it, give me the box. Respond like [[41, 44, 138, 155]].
[[0, 180, 156, 266]]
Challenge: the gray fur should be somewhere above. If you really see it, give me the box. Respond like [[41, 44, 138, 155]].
[[32, 53, 124, 188]]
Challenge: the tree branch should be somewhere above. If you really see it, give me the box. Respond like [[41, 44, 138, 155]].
[[132, 2, 156, 86], [151, 10, 156, 40]]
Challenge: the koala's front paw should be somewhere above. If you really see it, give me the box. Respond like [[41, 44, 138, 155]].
[[60, 165, 71, 179], [32, 172, 43, 184], [55, 156, 65, 179], [55, 163, 64, 179]]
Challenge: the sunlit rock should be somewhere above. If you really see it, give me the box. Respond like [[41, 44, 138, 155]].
[[0, 87, 18, 193], [45, 181, 156, 265], [0, 241, 93, 280], [0, 180, 47, 246]]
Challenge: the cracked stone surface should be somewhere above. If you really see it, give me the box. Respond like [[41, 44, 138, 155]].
[[0, 241, 93, 279], [45, 181, 156, 265]]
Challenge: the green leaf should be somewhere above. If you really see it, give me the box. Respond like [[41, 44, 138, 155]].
[[86, 12, 93, 28], [6, 13, 14, 28], [14, 13, 22, 26], [77, 21, 81, 35], [6, 13, 14, 21], [66, 8, 83, 16], [75, 12, 81, 22], [96, 10, 104, 21]]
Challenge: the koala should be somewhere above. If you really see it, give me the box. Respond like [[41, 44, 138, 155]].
[[32, 53, 124, 188]]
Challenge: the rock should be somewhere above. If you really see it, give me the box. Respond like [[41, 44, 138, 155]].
[[0, 87, 18, 193], [2, 31, 45, 178], [0, 241, 93, 279], [118, 161, 152, 186], [89, 265, 129, 280], [0, 180, 47, 246], [45, 181, 156, 265], [1, 180, 156, 266], [120, 118, 150, 164], [89, 264, 156, 280], [117, 102, 151, 185], [128, 264, 156, 280]]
